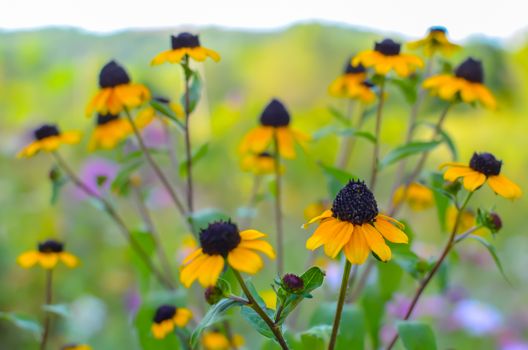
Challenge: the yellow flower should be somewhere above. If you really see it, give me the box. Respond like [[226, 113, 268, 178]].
[[392, 182, 434, 211], [304, 180, 408, 264], [86, 60, 150, 116], [202, 331, 244, 350], [259, 289, 277, 309], [61, 344, 92, 350], [88, 108, 155, 151], [423, 57, 496, 109], [17, 124, 81, 158], [407, 26, 461, 57], [151, 32, 220, 65], [151, 304, 192, 339], [240, 152, 282, 175], [239, 99, 309, 159], [353, 38, 423, 77], [441, 152, 521, 199], [328, 59, 376, 103], [17, 240, 79, 269], [180, 220, 275, 288]]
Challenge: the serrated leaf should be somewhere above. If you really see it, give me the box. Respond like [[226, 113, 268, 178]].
[[179, 143, 209, 177], [0, 312, 42, 339], [190, 298, 244, 348], [397, 321, 437, 350], [468, 235, 511, 284], [380, 141, 441, 169]]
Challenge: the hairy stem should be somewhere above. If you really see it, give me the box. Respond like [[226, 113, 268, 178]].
[[328, 260, 352, 350]]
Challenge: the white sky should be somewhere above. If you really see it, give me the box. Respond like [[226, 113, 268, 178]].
[[1, 0, 526, 41]]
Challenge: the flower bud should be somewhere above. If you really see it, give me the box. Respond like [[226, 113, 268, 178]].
[[204, 286, 224, 305], [282, 273, 304, 293]]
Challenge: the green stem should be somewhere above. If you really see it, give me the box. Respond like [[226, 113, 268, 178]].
[[182, 55, 194, 213], [335, 99, 357, 169], [233, 270, 289, 350], [328, 260, 352, 350], [240, 175, 262, 229], [272, 130, 284, 276], [39, 269, 53, 350], [370, 79, 386, 192]]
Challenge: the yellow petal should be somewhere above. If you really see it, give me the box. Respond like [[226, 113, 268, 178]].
[[238, 239, 276, 259], [374, 217, 408, 244], [462, 171, 486, 191], [227, 247, 263, 274], [240, 230, 267, 240], [302, 210, 333, 229], [305, 217, 341, 251], [443, 166, 474, 182], [59, 252, 80, 268], [487, 175, 522, 199], [361, 224, 391, 262], [151, 323, 166, 339], [17, 251, 40, 268], [197, 255, 225, 287], [323, 222, 354, 259], [38, 253, 59, 269], [276, 127, 296, 159], [183, 248, 203, 265], [180, 253, 208, 287], [343, 229, 369, 265], [173, 308, 193, 327]]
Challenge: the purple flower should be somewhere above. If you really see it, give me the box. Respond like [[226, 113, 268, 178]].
[[452, 299, 503, 336], [73, 158, 119, 200], [142, 121, 169, 149]]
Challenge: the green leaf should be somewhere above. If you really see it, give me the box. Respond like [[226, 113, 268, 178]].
[[179, 143, 209, 177], [468, 235, 511, 284], [417, 121, 458, 160], [49, 166, 68, 205], [134, 304, 181, 350], [0, 311, 42, 339], [335, 305, 365, 350], [328, 105, 351, 126], [180, 71, 202, 114], [339, 129, 377, 143], [190, 298, 244, 348], [240, 305, 276, 339], [42, 304, 69, 318], [312, 125, 340, 140], [188, 209, 230, 236], [129, 231, 156, 292], [300, 266, 325, 293], [319, 162, 357, 198], [391, 78, 418, 105], [361, 286, 384, 349], [397, 321, 437, 350], [299, 325, 332, 350], [377, 262, 403, 301], [150, 100, 185, 130], [430, 172, 451, 231], [379, 141, 441, 169]]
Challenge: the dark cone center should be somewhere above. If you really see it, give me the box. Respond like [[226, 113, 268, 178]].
[[171, 32, 200, 49], [374, 39, 401, 56], [259, 98, 290, 127], [153, 305, 176, 323], [343, 58, 366, 74], [97, 113, 120, 125], [429, 26, 447, 34], [34, 124, 60, 140], [455, 58, 484, 83], [469, 152, 502, 176], [200, 220, 241, 257], [332, 180, 378, 225], [38, 240, 64, 253], [99, 60, 130, 88]]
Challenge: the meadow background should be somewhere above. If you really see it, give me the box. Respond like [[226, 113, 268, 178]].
[[0, 24, 527, 349]]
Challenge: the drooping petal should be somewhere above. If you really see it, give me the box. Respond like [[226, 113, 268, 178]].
[[227, 248, 263, 274], [374, 217, 408, 244], [462, 171, 486, 191], [38, 253, 59, 269], [197, 255, 225, 287], [238, 239, 276, 259], [443, 166, 474, 182], [17, 251, 40, 268], [204, 47, 221, 62], [323, 222, 354, 258], [487, 175, 522, 199], [276, 127, 296, 159], [377, 214, 405, 229], [173, 308, 193, 327], [361, 224, 391, 262], [180, 253, 208, 287], [183, 248, 203, 265], [305, 217, 342, 251], [343, 229, 369, 265], [59, 252, 80, 268], [302, 210, 333, 228]]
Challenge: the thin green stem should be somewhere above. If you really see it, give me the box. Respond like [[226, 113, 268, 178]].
[[272, 130, 284, 276], [39, 269, 53, 350], [233, 270, 289, 350], [370, 79, 386, 191], [182, 55, 194, 213], [386, 192, 473, 350], [328, 260, 352, 350]]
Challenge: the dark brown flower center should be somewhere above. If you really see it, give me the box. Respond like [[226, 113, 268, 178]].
[[343, 57, 366, 74], [96, 113, 120, 125], [429, 26, 447, 34], [34, 124, 60, 140], [99, 60, 130, 88], [153, 305, 177, 323], [171, 32, 200, 49], [38, 240, 64, 253], [200, 220, 241, 257], [259, 98, 290, 127], [455, 58, 484, 83], [374, 39, 401, 56], [469, 152, 502, 176], [332, 180, 378, 225]]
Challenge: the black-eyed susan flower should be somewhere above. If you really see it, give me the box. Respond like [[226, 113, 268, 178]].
[[88, 108, 155, 151], [303, 180, 408, 264], [86, 60, 150, 116], [353, 39, 423, 77], [17, 240, 79, 269], [202, 331, 244, 350], [392, 182, 434, 211], [61, 344, 92, 350], [328, 59, 376, 103], [441, 152, 522, 199], [17, 124, 81, 158], [240, 152, 281, 175], [151, 32, 220, 65], [151, 304, 192, 339], [239, 99, 309, 159], [423, 57, 496, 109], [180, 220, 275, 287], [407, 26, 461, 57]]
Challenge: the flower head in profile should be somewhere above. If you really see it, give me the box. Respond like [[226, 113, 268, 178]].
[[441, 152, 521, 199], [151, 304, 192, 339], [151, 32, 220, 65], [239, 99, 309, 159], [180, 220, 275, 287], [392, 182, 434, 211], [303, 180, 408, 264], [407, 26, 461, 57], [240, 152, 282, 175], [88, 108, 154, 151], [353, 38, 423, 77], [17, 239, 79, 269], [17, 124, 81, 158], [423, 57, 496, 109], [328, 58, 376, 103], [61, 344, 92, 350], [86, 60, 150, 116], [202, 330, 244, 350]]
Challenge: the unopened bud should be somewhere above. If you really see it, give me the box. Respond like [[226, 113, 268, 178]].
[[282, 273, 304, 293]]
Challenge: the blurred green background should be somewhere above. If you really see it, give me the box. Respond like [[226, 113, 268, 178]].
[[1, 24, 527, 349]]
